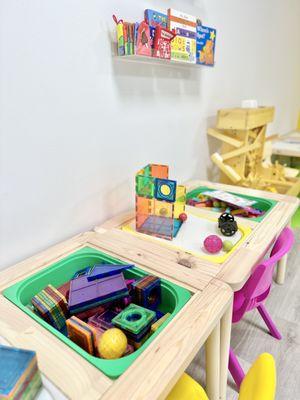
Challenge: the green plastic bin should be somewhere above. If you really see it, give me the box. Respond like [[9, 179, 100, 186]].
[[3, 247, 191, 379], [186, 186, 277, 222]]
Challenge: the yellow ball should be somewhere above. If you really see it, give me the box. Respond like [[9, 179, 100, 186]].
[[98, 328, 127, 359]]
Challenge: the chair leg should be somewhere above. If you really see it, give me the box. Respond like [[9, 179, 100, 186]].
[[257, 304, 282, 340], [228, 348, 245, 389]]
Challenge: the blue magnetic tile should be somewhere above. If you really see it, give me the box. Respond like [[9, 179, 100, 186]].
[[0, 345, 36, 396], [173, 219, 182, 237], [87, 264, 134, 281], [154, 178, 177, 202]]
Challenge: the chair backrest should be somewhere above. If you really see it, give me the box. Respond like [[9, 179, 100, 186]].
[[239, 353, 276, 400], [239, 227, 294, 311], [166, 372, 208, 400]]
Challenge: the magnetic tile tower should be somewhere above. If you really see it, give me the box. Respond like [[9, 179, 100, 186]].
[[135, 164, 186, 240]]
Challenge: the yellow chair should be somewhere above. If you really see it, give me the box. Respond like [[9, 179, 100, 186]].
[[166, 353, 276, 400]]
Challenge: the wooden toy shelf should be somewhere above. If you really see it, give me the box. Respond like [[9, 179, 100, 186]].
[[114, 54, 202, 69]]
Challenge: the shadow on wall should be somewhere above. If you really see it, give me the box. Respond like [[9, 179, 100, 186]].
[[206, 114, 221, 181], [100, 177, 134, 224], [189, 113, 220, 182], [107, 32, 203, 98]]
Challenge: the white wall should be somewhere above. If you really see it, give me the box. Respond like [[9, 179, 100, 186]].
[[1, 0, 300, 269]]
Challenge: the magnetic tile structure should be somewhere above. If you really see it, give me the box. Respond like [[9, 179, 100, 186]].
[[0, 345, 42, 400], [135, 164, 187, 240]]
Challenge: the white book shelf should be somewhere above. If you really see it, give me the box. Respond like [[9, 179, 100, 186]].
[[114, 54, 201, 69]]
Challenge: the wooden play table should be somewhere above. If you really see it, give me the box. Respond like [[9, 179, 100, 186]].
[[0, 231, 233, 400], [95, 180, 299, 291]]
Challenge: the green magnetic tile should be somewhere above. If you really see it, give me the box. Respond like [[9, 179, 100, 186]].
[[112, 304, 156, 334]]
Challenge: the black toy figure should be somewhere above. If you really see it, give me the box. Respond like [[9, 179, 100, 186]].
[[218, 213, 238, 236]]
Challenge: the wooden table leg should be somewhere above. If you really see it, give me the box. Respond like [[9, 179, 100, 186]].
[[205, 321, 220, 400], [220, 301, 233, 400], [275, 222, 291, 285], [276, 253, 288, 284]]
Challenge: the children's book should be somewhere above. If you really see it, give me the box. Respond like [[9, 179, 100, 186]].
[[153, 25, 176, 59], [123, 22, 135, 56], [136, 21, 152, 56], [168, 8, 197, 63], [144, 9, 168, 28], [113, 15, 125, 56], [196, 22, 217, 66], [149, 26, 156, 50], [145, 9, 168, 50], [134, 22, 140, 53]]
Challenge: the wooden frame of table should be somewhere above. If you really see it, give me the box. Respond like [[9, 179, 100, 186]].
[[95, 181, 299, 290], [0, 231, 233, 400]]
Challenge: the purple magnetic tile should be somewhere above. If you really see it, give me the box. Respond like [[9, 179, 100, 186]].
[[68, 273, 129, 311], [88, 310, 118, 331]]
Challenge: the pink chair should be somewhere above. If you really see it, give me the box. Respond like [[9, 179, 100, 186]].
[[229, 226, 294, 388]]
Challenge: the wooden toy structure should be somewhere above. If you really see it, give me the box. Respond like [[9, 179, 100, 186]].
[[135, 164, 186, 240], [208, 107, 300, 196]]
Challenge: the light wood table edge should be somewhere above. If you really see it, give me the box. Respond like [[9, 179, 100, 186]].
[[0, 295, 112, 400], [0, 231, 233, 400], [93, 202, 296, 291], [100, 282, 233, 400]]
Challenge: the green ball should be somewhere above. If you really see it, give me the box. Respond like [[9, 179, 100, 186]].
[[213, 201, 220, 207], [223, 240, 234, 252]]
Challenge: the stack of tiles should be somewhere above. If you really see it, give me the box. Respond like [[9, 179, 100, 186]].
[[132, 275, 161, 310], [112, 304, 156, 348], [0, 345, 42, 400], [68, 265, 131, 314], [168, 8, 197, 63], [31, 284, 68, 331], [66, 316, 96, 355]]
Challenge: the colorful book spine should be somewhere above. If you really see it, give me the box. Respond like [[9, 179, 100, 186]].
[[113, 15, 125, 56], [168, 8, 197, 63], [116, 21, 125, 56], [196, 22, 217, 66], [134, 22, 139, 53]]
